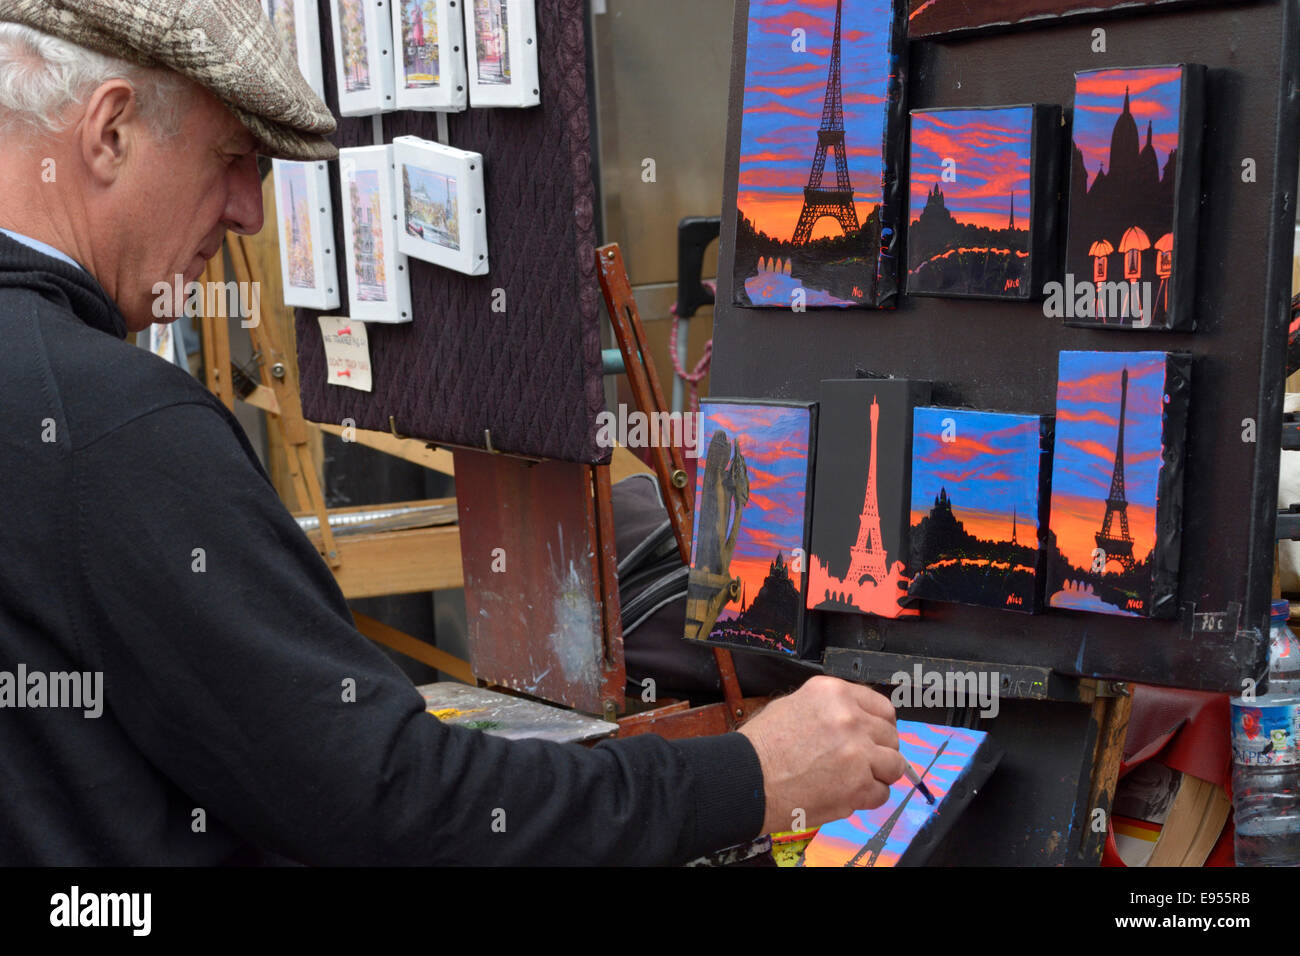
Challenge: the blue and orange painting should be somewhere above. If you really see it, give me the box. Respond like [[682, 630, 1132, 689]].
[[907, 106, 1033, 298], [1066, 66, 1187, 327], [1047, 351, 1171, 617], [908, 407, 1051, 612], [686, 401, 814, 656], [732, 0, 904, 309], [803, 721, 989, 866]]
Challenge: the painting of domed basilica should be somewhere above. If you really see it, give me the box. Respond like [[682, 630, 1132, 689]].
[[1063, 65, 1204, 330]]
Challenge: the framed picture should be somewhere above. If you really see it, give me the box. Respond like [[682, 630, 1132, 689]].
[[808, 378, 931, 619], [272, 159, 341, 311], [392, 135, 488, 275], [261, 0, 326, 101], [464, 0, 540, 109], [730, 0, 908, 309], [685, 399, 818, 660], [1046, 350, 1192, 619], [392, 0, 468, 111], [908, 407, 1054, 614], [339, 146, 413, 323], [330, 0, 397, 116], [906, 105, 1062, 300], [1062, 65, 1205, 331]]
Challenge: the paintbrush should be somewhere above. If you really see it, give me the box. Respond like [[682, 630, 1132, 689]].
[[902, 761, 936, 805]]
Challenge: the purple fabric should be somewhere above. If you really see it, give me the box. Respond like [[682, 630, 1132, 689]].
[[294, 0, 608, 463]]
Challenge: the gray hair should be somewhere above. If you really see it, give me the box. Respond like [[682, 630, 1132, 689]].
[[0, 22, 195, 141]]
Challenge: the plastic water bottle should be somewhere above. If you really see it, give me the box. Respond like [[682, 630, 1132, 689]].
[[1231, 600, 1300, 866]]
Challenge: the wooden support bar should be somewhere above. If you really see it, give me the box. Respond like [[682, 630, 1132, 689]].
[[314, 524, 463, 597], [352, 611, 476, 684]]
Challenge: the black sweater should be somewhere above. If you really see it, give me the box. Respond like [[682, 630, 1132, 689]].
[[0, 233, 765, 865]]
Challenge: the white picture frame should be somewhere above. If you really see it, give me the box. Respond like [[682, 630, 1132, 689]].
[[392, 0, 469, 112], [262, 0, 327, 102], [272, 159, 341, 311], [339, 146, 413, 323], [464, 0, 540, 109], [393, 135, 488, 275], [330, 0, 398, 116]]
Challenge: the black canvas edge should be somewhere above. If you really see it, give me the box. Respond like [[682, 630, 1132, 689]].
[[1245, 0, 1300, 660], [903, 103, 1061, 302], [687, 397, 821, 661], [1150, 351, 1193, 618], [895, 732, 1003, 866], [724, 0, 910, 311], [876, 0, 910, 307], [1033, 414, 1056, 612], [1061, 62, 1202, 333], [905, 0, 1252, 41], [1170, 63, 1206, 333], [906, 405, 1052, 615]]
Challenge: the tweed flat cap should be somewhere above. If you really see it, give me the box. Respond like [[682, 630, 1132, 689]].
[[0, 0, 338, 160]]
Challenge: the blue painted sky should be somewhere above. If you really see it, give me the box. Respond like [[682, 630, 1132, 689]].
[[737, 0, 897, 240], [909, 107, 1032, 229], [910, 407, 1043, 542], [1073, 66, 1183, 188], [1049, 351, 1167, 567]]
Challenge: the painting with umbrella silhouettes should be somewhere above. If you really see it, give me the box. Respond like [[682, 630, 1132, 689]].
[[1045, 351, 1192, 618], [802, 721, 999, 866], [730, 0, 908, 309], [906, 104, 1062, 300], [1060, 65, 1204, 331]]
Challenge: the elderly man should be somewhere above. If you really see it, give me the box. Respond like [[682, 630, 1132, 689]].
[[0, 0, 905, 865]]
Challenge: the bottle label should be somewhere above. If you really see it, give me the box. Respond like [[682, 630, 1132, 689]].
[[1232, 702, 1300, 766]]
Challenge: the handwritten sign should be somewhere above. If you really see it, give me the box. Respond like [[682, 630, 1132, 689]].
[[318, 316, 372, 392]]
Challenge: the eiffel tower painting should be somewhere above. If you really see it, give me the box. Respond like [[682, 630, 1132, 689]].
[[1047, 351, 1192, 618], [791, 0, 860, 246], [1095, 367, 1137, 572], [808, 380, 929, 618], [801, 721, 994, 867], [731, 0, 908, 308]]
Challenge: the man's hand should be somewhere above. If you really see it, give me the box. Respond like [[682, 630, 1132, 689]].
[[739, 675, 907, 835]]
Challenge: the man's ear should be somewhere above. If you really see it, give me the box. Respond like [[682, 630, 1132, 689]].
[[79, 79, 139, 184]]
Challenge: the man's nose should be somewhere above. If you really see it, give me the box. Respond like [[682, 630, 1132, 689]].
[[225, 152, 266, 236]]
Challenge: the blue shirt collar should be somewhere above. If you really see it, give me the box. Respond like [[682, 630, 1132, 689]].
[[0, 228, 85, 273]]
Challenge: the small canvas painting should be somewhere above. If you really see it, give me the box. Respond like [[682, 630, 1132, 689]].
[[808, 378, 931, 618], [732, 0, 907, 309], [1046, 351, 1191, 618], [473, 0, 512, 85], [1063, 65, 1203, 330], [686, 400, 817, 658], [348, 169, 387, 302], [265, 0, 299, 60], [908, 407, 1053, 613], [278, 163, 316, 289], [263, 0, 326, 100], [404, 165, 460, 252], [802, 721, 995, 866], [907, 105, 1060, 299], [400, 0, 440, 88], [338, 0, 372, 93]]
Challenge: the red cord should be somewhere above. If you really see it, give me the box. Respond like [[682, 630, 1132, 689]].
[[669, 281, 715, 413]]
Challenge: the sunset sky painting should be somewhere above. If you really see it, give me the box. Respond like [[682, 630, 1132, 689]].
[[1049, 352, 1165, 572], [908, 108, 1032, 231], [1072, 66, 1182, 189], [692, 403, 812, 613], [803, 722, 989, 866], [737, 0, 895, 242]]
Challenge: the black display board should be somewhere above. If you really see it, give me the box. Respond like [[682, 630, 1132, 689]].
[[715, 0, 1299, 694]]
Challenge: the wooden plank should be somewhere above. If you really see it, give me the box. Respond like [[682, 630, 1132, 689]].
[[1082, 686, 1134, 864], [354, 612, 475, 684], [591, 464, 626, 717], [455, 449, 621, 714], [322, 524, 463, 598]]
